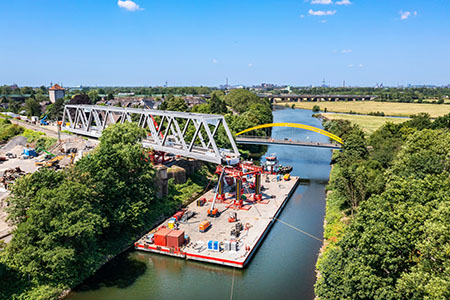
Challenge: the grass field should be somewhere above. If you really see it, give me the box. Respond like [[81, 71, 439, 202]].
[[321, 113, 409, 135], [278, 101, 450, 118]]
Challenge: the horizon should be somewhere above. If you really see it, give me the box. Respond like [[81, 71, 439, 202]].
[[1, 0, 449, 87]]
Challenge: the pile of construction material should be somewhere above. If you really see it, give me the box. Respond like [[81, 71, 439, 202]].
[[0, 167, 25, 189]]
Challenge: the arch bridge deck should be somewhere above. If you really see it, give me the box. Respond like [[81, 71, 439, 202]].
[[236, 136, 342, 149]]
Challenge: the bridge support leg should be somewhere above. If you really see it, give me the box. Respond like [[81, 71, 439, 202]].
[[253, 173, 262, 202], [235, 179, 243, 208], [217, 174, 225, 201]]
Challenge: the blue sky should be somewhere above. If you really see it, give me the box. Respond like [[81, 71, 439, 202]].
[[1, 0, 449, 87]]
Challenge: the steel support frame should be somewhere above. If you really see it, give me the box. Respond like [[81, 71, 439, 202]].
[[61, 105, 240, 164]]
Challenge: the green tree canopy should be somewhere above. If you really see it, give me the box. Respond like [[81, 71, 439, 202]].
[[224, 89, 260, 114], [24, 97, 41, 117]]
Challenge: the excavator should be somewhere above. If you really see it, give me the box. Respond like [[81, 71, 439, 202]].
[[35, 153, 75, 168], [207, 169, 226, 218]]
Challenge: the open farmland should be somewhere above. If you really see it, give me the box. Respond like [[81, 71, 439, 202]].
[[321, 113, 409, 135], [278, 101, 450, 118]]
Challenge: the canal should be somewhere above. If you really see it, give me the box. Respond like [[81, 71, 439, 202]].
[[67, 108, 333, 300]]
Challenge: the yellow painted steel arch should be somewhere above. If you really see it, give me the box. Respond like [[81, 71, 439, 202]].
[[235, 123, 344, 144]]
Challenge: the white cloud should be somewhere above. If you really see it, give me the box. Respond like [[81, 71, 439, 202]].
[[248, 63, 253, 67], [400, 10, 417, 20], [118, 0, 143, 11], [311, 0, 333, 4], [348, 63, 364, 68], [320, 20, 327, 23], [341, 49, 352, 54], [308, 9, 336, 16], [400, 11, 411, 20], [335, 0, 352, 5], [300, 14, 305, 18], [212, 58, 218, 64]]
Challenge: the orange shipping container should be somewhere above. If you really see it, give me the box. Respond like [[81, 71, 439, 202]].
[[167, 230, 185, 248], [154, 228, 172, 247]]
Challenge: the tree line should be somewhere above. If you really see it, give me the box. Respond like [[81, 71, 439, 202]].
[[288, 87, 450, 103], [315, 113, 450, 299]]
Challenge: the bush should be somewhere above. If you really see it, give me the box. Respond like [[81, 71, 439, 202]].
[[312, 105, 320, 112]]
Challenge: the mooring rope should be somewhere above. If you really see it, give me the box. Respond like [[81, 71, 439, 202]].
[[273, 217, 323, 242], [230, 267, 235, 300]]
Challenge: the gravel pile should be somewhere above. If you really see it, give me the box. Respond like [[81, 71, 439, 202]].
[[0, 136, 28, 155]]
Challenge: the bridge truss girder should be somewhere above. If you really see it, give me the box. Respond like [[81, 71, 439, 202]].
[[61, 105, 240, 164]]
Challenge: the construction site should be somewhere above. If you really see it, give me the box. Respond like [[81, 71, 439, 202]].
[[0, 125, 97, 242], [135, 162, 299, 268]]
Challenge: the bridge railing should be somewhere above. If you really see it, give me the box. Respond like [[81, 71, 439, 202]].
[[235, 135, 342, 148]]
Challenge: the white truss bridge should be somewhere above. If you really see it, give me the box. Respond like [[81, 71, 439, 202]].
[[61, 105, 240, 164]]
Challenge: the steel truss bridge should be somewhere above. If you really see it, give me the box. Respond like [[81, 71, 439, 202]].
[[235, 123, 343, 149], [61, 105, 240, 164]]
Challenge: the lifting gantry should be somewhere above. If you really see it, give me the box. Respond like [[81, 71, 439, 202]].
[[214, 162, 264, 210]]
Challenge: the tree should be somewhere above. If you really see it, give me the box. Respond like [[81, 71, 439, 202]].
[[75, 122, 156, 236], [160, 96, 188, 112], [405, 113, 432, 130], [209, 94, 228, 114], [7, 99, 20, 113], [7, 179, 103, 285], [20, 86, 33, 95], [338, 127, 368, 164], [24, 98, 41, 117], [312, 105, 320, 112], [224, 89, 260, 114], [48, 98, 65, 120], [432, 113, 450, 129], [88, 90, 100, 104], [34, 92, 48, 103]]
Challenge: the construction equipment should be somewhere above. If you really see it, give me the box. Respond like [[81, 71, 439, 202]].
[[207, 169, 226, 218], [35, 153, 75, 168], [197, 197, 206, 206], [231, 223, 243, 238], [180, 211, 195, 222], [199, 220, 211, 233], [228, 212, 237, 223], [40, 115, 49, 125], [36, 147, 56, 158]]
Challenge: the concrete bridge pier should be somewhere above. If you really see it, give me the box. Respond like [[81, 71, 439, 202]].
[[155, 165, 168, 199]]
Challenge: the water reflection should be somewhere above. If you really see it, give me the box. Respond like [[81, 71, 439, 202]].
[[74, 250, 147, 292]]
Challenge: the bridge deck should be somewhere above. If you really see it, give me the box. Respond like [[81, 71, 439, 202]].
[[235, 136, 342, 149]]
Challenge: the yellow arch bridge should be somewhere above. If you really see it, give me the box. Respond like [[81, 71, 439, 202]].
[[235, 123, 343, 149]]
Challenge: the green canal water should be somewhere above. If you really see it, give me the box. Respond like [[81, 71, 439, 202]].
[[66, 108, 332, 300]]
